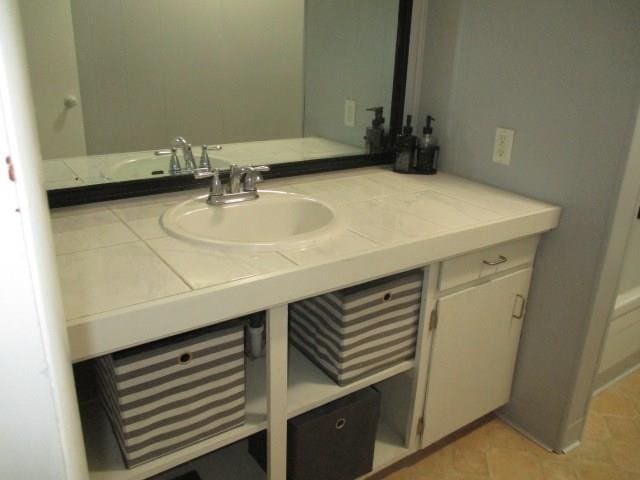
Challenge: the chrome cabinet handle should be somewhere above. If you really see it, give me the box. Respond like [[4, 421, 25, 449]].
[[483, 255, 507, 266], [513, 294, 526, 319]]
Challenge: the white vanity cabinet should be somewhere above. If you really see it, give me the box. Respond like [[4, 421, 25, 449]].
[[421, 236, 538, 447]]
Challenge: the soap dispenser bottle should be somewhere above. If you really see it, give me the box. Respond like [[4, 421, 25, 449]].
[[394, 115, 417, 173], [416, 115, 439, 175], [364, 106, 387, 154]]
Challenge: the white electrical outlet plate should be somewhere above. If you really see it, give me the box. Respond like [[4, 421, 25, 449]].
[[493, 127, 515, 165], [344, 99, 356, 127]]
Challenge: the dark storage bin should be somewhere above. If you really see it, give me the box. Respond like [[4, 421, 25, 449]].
[[249, 388, 381, 480], [290, 270, 422, 385], [96, 320, 246, 468]]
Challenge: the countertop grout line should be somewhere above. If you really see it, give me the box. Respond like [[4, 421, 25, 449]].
[[54, 239, 142, 258]]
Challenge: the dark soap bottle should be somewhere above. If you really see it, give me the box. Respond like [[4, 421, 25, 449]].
[[364, 107, 386, 154], [416, 115, 439, 175], [394, 115, 417, 173]]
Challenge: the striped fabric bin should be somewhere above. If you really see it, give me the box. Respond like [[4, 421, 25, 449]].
[[289, 270, 422, 386], [96, 320, 245, 468]]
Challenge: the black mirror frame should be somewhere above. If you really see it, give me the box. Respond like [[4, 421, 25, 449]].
[[48, 0, 413, 208]]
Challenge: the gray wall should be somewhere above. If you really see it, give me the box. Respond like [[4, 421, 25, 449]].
[[19, 0, 87, 159], [70, 0, 304, 155], [419, 0, 640, 449], [303, 0, 398, 147]]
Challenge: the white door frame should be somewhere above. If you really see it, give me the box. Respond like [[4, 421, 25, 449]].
[[0, 1, 88, 478]]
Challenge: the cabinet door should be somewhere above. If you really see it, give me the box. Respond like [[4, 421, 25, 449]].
[[422, 268, 532, 447]]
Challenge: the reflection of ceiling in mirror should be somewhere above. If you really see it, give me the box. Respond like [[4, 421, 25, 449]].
[[20, 0, 398, 167]]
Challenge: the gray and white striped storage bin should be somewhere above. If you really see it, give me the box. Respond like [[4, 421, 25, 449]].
[[290, 270, 422, 386], [96, 320, 245, 468]]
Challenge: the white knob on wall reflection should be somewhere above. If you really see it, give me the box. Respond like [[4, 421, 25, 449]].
[[63, 94, 79, 109]]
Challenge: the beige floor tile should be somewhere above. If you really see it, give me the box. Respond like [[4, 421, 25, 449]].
[[591, 389, 638, 417], [617, 370, 640, 400], [608, 438, 640, 473], [411, 445, 455, 476], [604, 415, 640, 440], [486, 448, 543, 480], [565, 439, 612, 464], [378, 466, 415, 480], [451, 421, 495, 453], [542, 461, 579, 480], [452, 445, 489, 475], [571, 460, 634, 480], [582, 411, 612, 441], [540, 461, 578, 480]]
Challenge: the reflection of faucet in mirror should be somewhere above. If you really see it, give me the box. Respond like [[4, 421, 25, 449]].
[[173, 136, 196, 171], [154, 137, 222, 175]]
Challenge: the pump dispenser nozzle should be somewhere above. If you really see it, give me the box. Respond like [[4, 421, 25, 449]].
[[423, 115, 435, 135], [403, 115, 413, 135], [366, 107, 385, 127]]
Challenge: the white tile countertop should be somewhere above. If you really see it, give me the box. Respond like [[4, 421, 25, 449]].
[[52, 167, 561, 362]]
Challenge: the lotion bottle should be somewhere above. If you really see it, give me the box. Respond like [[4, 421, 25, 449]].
[[416, 115, 439, 175], [394, 115, 417, 173], [364, 107, 386, 154]]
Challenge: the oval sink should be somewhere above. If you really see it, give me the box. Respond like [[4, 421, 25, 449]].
[[101, 155, 227, 181], [161, 190, 341, 252], [101, 155, 178, 181]]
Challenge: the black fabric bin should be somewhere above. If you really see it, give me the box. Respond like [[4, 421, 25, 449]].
[[249, 387, 381, 480]]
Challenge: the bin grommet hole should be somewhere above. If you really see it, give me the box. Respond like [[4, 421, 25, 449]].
[[383, 292, 392, 301], [178, 352, 192, 365], [335, 418, 347, 430]]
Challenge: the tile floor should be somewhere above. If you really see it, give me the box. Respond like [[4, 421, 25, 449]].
[[376, 368, 640, 480]]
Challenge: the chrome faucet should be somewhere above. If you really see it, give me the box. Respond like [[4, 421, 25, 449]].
[[172, 136, 196, 171], [194, 163, 270, 205], [155, 137, 222, 174]]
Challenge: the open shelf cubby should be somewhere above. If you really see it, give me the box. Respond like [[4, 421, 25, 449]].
[[78, 343, 414, 480]]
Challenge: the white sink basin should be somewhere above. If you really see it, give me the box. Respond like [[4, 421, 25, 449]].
[[101, 155, 227, 181], [161, 190, 341, 252], [101, 155, 177, 181]]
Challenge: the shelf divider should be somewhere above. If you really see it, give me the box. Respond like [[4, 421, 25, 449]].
[[266, 305, 288, 480]]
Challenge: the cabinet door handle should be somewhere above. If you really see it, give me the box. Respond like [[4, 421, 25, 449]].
[[483, 255, 507, 266], [512, 294, 526, 319]]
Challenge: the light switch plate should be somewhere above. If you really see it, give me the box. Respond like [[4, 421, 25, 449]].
[[493, 127, 515, 165], [344, 99, 356, 127]]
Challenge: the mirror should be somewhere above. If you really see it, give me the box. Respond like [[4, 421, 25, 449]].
[[19, 1, 410, 203]]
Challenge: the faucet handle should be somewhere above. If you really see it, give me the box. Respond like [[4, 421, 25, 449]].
[[194, 167, 226, 197], [199, 145, 211, 169], [243, 165, 270, 191], [155, 147, 182, 174]]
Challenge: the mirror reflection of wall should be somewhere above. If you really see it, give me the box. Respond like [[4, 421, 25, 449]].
[[20, 0, 399, 166]]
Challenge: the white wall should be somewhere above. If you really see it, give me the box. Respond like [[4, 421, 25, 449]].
[[418, 0, 640, 450], [19, 0, 86, 160], [70, 0, 304, 155], [303, 0, 398, 148]]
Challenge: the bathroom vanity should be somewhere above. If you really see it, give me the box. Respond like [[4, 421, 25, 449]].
[[52, 167, 561, 480]]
